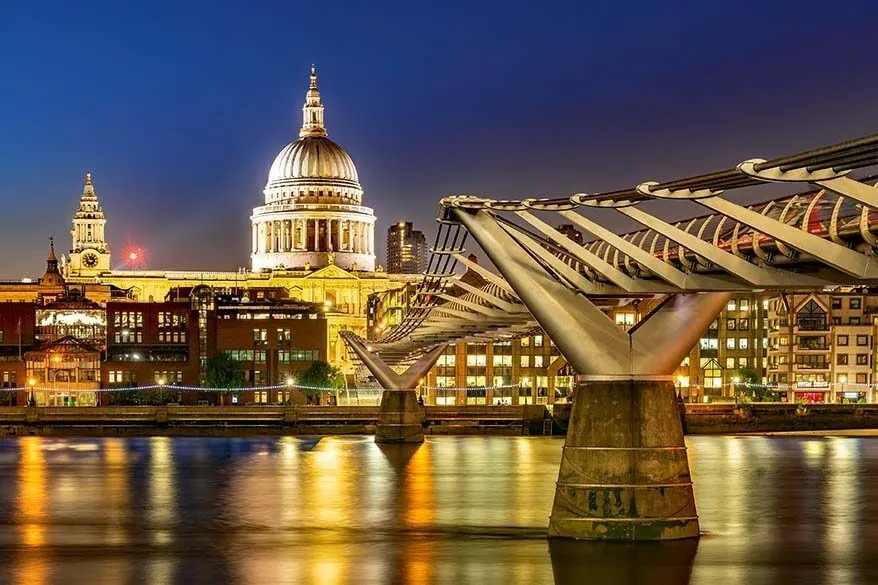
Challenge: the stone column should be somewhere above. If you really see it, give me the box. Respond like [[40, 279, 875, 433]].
[[548, 378, 698, 540], [313, 219, 320, 251], [251, 223, 258, 254], [337, 219, 342, 252], [326, 219, 333, 251], [265, 222, 272, 253], [351, 222, 358, 253]]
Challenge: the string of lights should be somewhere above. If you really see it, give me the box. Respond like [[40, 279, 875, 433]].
[[0, 382, 524, 393]]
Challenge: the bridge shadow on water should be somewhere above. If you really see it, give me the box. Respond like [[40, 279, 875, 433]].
[[548, 538, 698, 585]]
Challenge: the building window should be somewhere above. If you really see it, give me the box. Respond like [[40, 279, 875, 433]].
[[739, 338, 749, 350], [851, 298, 861, 309], [726, 338, 736, 350], [616, 313, 636, 327], [226, 349, 255, 361], [739, 299, 749, 312], [727, 319, 736, 331], [700, 358, 722, 389], [837, 335, 849, 346], [832, 297, 842, 309], [857, 335, 870, 346], [277, 328, 291, 344], [739, 318, 749, 331], [533, 335, 543, 347], [727, 300, 737, 311], [466, 353, 486, 367], [1, 371, 17, 388], [533, 355, 544, 368], [837, 354, 849, 365], [520, 355, 530, 368], [700, 338, 718, 350], [857, 354, 869, 366], [857, 373, 868, 384], [276, 349, 318, 362], [253, 329, 268, 344], [796, 300, 827, 331], [726, 358, 735, 369]]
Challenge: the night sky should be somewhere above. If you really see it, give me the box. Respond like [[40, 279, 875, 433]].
[[1, 0, 877, 277]]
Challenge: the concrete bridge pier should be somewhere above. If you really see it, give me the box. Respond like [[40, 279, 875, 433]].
[[340, 333, 446, 443], [375, 388, 425, 443], [548, 377, 697, 540]]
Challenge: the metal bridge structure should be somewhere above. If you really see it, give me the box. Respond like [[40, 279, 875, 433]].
[[343, 133, 878, 541]]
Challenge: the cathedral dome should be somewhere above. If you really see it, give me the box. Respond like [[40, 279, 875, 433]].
[[251, 66, 376, 273], [267, 135, 360, 188]]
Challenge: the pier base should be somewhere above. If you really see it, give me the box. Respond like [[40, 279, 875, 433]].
[[375, 390, 425, 444], [548, 379, 698, 540]]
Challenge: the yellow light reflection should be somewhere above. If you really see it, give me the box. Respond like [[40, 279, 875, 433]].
[[827, 438, 857, 584], [404, 445, 434, 529], [104, 438, 130, 545], [803, 439, 826, 468], [18, 437, 45, 547], [15, 437, 49, 585], [148, 437, 176, 546]]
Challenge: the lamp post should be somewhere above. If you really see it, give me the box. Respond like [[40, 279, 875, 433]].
[[28, 377, 36, 407]]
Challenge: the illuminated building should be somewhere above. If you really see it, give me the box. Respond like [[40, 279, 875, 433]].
[[66, 172, 111, 276], [386, 221, 427, 274], [26, 336, 101, 406], [250, 65, 376, 273], [58, 67, 418, 373]]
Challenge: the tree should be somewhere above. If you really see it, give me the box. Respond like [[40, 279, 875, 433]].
[[298, 360, 344, 393], [732, 366, 774, 402], [204, 353, 245, 389]]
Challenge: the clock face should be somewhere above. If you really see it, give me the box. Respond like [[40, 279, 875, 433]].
[[82, 253, 98, 268]]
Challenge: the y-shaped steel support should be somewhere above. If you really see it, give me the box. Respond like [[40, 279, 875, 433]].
[[342, 334, 447, 443], [453, 207, 730, 540]]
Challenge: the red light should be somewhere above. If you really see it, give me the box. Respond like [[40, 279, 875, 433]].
[[123, 245, 145, 268]]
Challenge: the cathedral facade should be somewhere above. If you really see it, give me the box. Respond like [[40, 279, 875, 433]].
[[62, 67, 416, 371]]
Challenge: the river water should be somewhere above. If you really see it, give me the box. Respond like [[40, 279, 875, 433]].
[[0, 434, 876, 584]]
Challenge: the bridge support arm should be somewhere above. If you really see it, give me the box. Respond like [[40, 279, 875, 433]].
[[342, 335, 447, 444]]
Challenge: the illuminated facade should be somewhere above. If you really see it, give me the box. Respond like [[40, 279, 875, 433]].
[[56, 67, 416, 373], [66, 172, 111, 277], [250, 66, 376, 273]]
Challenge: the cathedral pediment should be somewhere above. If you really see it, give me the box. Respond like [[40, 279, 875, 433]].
[[305, 264, 359, 280]]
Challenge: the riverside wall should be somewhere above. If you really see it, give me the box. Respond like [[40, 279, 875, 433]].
[[3, 403, 878, 437]]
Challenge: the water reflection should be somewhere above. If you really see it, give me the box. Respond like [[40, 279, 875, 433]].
[[0, 434, 878, 584]]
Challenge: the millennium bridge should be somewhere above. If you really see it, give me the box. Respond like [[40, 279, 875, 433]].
[[342, 133, 878, 541]]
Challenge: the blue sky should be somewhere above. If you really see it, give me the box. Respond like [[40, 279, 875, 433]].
[[1, 0, 876, 276]]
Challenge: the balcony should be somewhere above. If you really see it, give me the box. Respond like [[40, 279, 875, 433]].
[[795, 343, 830, 352], [793, 362, 831, 372]]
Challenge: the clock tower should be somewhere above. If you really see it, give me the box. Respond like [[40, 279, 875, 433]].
[[67, 172, 111, 277]]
